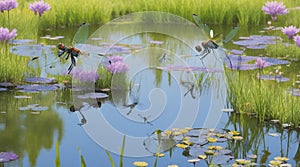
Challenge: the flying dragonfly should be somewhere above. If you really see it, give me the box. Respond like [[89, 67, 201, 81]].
[[28, 22, 104, 75], [56, 22, 89, 74], [192, 14, 238, 68]]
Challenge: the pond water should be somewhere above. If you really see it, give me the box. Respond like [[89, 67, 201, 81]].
[[2, 13, 300, 167]]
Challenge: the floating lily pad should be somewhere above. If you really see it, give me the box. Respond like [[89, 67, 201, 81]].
[[246, 45, 267, 49], [233, 35, 281, 47], [0, 152, 18, 163], [156, 66, 223, 73], [258, 75, 290, 82], [0, 88, 7, 91], [10, 44, 56, 57], [31, 106, 48, 111], [229, 49, 244, 55], [17, 84, 58, 92], [225, 54, 290, 70], [0, 82, 16, 89], [14, 95, 32, 99], [25, 77, 57, 84], [77, 92, 108, 99], [9, 39, 34, 44], [150, 40, 164, 45]]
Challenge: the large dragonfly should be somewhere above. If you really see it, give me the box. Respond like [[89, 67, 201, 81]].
[[192, 14, 238, 67], [28, 22, 103, 75], [56, 22, 89, 74]]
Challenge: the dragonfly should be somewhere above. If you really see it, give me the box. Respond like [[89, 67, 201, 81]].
[[28, 22, 103, 75], [56, 22, 89, 74], [192, 14, 238, 68]]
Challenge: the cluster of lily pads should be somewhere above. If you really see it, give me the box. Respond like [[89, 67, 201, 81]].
[[134, 127, 294, 167]]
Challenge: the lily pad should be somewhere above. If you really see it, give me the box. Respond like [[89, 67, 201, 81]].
[[31, 106, 48, 111], [25, 77, 57, 84], [17, 84, 58, 92], [0, 88, 7, 91], [229, 49, 244, 55], [77, 92, 109, 99], [9, 39, 34, 44], [150, 40, 164, 45], [0, 82, 16, 89], [258, 75, 289, 82], [233, 35, 281, 47], [156, 66, 223, 73], [14, 95, 32, 99], [225, 54, 290, 70], [10, 44, 56, 57]]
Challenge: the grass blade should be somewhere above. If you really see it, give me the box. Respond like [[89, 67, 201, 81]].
[[80, 154, 86, 167], [55, 141, 60, 167], [119, 135, 126, 167], [105, 150, 116, 167]]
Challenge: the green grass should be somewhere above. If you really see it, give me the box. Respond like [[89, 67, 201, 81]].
[[226, 68, 300, 126], [6, 0, 300, 38]]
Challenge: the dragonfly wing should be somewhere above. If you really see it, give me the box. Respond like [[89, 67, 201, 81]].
[[72, 22, 89, 46], [192, 14, 210, 37], [223, 26, 239, 44], [44, 52, 69, 75]]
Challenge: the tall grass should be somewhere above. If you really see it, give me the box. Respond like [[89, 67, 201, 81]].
[[226, 69, 300, 126], [8, 0, 300, 37]]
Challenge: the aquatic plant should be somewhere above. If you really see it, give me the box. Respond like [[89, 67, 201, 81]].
[[293, 35, 300, 48], [0, 27, 17, 42], [0, 0, 18, 28], [262, 1, 289, 21], [255, 58, 268, 69], [105, 55, 128, 74], [28, 0, 50, 40], [28, 0, 50, 16], [281, 25, 300, 40]]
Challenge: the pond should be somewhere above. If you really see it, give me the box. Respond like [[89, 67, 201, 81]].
[[2, 12, 300, 167]]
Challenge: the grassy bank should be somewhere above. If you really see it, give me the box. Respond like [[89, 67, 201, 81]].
[[7, 0, 300, 39], [226, 68, 300, 126]]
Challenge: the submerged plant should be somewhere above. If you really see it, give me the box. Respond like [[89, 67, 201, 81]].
[[262, 1, 288, 21], [281, 26, 300, 40]]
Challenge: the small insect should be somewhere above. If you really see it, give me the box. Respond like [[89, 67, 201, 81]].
[[138, 114, 153, 125], [192, 14, 238, 67], [57, 43, 81, 74]]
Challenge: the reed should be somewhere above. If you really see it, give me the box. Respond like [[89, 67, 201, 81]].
[[226, 69, 300, 126]]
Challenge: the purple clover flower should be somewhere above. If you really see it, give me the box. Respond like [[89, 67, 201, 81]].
[[29, 0, 50, 16], [255, 58, 268, 69], [71, 69, 100, 82], [262, 1, 289, 21], [0, 1, 5, 12], [281, 25, 300, 40], [4, 0, 18, 11], [0, 152, 18, 163], [294, 35, 300, 48], [106, 55, 128, 74], [0, 27, 17, 42]]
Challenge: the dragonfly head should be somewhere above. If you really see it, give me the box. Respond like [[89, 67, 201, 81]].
[[57, 43, 65, 50], [195, 45, 202, 52]]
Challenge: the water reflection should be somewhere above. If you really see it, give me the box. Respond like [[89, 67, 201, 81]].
[[0, 90, 64, 167]]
